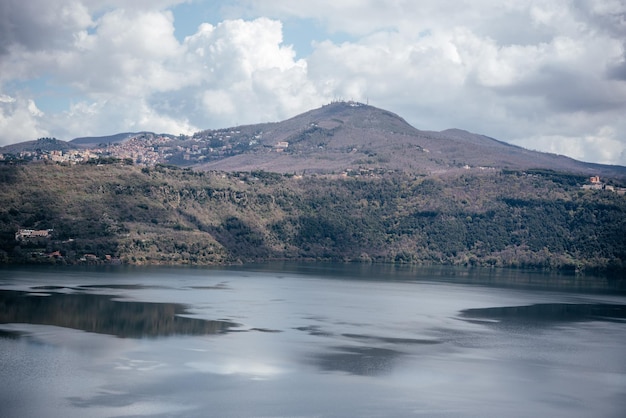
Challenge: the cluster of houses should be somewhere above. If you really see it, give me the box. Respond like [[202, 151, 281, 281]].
[[14, 228, 120, 264], [582, 176, 626, 194], [0, 124, 300, 168], [80, 135, 165, 165], [0, 149, 96, 164]]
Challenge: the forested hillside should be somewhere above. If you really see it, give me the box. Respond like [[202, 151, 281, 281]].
[[1, 163, 624, 276]]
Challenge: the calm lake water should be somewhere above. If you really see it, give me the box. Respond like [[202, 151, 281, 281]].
[[1, 263, 625, 418]]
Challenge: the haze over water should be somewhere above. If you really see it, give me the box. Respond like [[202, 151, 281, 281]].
[[1, 264, 625, 417]]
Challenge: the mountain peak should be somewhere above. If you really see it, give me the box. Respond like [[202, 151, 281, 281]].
[[279, 101, 417, 135]]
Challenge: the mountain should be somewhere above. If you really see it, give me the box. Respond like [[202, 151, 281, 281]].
[[1, 101, 625, 179], [0, 132, 163, 154], [2, 102, 625, 273], [195, 101, 626, 178], [0, 137, 78, 154]]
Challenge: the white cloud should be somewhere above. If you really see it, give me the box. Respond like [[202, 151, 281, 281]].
[[513, 126, 626, 166], [181, 18, 323, 126], [46, 98, 197, 138], [0, 0, 92, 55], [61, 8, 184, 97], [0, 95, 48, 145], [0, 95, 16, 104]]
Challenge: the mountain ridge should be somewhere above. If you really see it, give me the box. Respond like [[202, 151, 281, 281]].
[[195, 102, 626, 177], [70, 132, 156, 147], [1, 101, 625, 178]]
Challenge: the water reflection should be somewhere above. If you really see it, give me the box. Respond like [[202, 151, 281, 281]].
[[0, 328, 22, 339], [460, 303, 626, 326], [238, 262, 626, 292], [0, 265, 625, 418], [0, 289, 239, 338], [312, 345, 403, 376]]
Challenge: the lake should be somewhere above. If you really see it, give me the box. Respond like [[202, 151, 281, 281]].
[[1, 263, 625, 418]]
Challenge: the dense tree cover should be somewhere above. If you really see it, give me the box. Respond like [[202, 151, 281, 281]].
[[0, 164, 624, 276]]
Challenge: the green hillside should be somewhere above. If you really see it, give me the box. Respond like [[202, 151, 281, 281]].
[[0, 163, 624, 276]]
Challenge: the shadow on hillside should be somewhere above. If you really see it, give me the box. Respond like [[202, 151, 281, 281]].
[[207, 216, 278, 262]]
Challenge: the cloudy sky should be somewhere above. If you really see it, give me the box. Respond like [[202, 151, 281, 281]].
[[1, 0, 625, 165]]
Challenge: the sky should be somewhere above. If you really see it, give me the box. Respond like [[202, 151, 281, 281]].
[[1, 0, 625, 165]]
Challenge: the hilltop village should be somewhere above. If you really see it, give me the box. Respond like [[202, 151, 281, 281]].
[[0, 129, 285, 167]]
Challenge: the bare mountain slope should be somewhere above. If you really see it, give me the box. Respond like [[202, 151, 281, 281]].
[[198, 101, 626, 178]]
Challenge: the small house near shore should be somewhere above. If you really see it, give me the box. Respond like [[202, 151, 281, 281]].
[[15, 228, 53, 241]]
